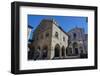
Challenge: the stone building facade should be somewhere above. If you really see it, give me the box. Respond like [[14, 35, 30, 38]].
[[31, 19, 68, 60], [28, 19, 88, 60]]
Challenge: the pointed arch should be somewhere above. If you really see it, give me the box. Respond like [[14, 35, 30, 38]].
[[54, 44, 60, 57]]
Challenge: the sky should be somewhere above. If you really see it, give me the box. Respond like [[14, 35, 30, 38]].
[[28, 15, 88, 39]]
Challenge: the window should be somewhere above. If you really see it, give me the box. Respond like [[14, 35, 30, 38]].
[[73, 33, 77, 39], [55, 32, 58, 38], [45, 32, 49, 37], [63, 37, 65, 41]]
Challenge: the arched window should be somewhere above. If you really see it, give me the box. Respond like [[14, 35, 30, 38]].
[[55, 32, 59, 39], [73, 33, 77, 39], [63, 37, 65, 41]]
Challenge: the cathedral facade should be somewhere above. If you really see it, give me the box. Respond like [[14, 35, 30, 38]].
[[67, 27, 88, 58]]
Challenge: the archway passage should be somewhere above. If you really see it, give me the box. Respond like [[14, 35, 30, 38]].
[[69, 48, 72, 55], [73, 42, 79, 55], [62, 46, 65, 57], [66, 48, 69, 56], [54, 44, 60, 57], [42, 46, 48, 59], [74, 48, 78, 54]]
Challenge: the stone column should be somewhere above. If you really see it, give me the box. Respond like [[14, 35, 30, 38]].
[[50, 47, 54, 59], [78, 43, 81, 54], [64, 49, 66, 58], [71, 46, 74, 55], [82, 44, 86, 54], [59, 48, 62, 58], [47, 47, 51, 59]]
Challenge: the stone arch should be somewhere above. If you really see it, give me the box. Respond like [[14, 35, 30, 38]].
[[61, 46, 65, 57], [73, 42, 79, 55], [54, 44, 60, 57]]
